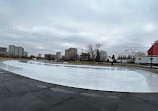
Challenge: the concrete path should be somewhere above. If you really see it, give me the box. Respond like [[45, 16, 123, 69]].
[[0, 68, 158, 111]]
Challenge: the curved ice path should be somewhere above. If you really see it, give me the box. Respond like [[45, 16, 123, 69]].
[[1, 60, 158, 93]]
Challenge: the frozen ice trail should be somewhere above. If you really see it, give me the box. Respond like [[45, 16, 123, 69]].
[[1, 60, 158, 93]]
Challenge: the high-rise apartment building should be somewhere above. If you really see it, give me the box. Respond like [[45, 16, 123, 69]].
[[65, 48, 77, 61], [9, 45, 25, 57], [56, 52, 62, 60], [18, 47, 24, 57], [0, 47, 7, 53], [0, 47, 7, 57], [9, 45, 16, 56]]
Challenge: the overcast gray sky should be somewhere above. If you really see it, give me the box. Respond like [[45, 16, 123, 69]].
[[0, 0, 158, 56]]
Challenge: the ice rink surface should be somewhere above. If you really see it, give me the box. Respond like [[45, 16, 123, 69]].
[[1, 60, 158, 93]]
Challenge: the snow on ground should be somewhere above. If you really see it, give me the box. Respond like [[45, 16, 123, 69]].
[[1, 60, 158, 93]]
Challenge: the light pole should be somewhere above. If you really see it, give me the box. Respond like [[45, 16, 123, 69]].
[[151, 43, 153, 68], [121, 52, 122, 65]]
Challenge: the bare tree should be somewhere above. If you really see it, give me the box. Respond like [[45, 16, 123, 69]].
[[100, 50, 108, 62], [87, 43, 102, 62], [96, 49, 101, 62], [135, 52, 146, 56], [125, 48, 146, 62]]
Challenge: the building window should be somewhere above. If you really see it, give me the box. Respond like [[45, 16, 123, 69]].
[[139, 58, 141, 60], [150, 58, 153, 60]]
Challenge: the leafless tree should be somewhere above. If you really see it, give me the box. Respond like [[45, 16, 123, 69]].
[[100, 50, 108, 62], [87, 43, 102, 62], [135, 52, 146, 56], [125, 48, 146, 62]]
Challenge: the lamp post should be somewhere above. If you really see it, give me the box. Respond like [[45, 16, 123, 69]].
[[151, 43, 153, 68], [121, 52, 122, 65]]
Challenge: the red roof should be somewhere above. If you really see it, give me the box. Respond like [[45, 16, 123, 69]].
[[148, 43, 158, 56]]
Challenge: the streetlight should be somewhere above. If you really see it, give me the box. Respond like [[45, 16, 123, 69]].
[[151, 43, 153, 68], [121, 52, 122, 65]]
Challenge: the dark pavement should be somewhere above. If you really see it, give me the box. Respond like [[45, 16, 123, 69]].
[[0, 68, 158, 111]]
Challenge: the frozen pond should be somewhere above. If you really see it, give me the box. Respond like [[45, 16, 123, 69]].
[[1, 60, 158, 93]]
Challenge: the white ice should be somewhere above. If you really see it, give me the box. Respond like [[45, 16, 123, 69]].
[[1, 60, 158, 93]]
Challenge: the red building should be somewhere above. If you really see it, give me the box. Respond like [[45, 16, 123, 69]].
[[148, 40, 158, 56]]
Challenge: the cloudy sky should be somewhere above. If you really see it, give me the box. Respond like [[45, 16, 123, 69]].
[[0, 0, 158, 56]]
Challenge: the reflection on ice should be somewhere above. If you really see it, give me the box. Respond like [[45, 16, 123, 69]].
[[28, 60, 129, 71], [1, 60, 158, 93]]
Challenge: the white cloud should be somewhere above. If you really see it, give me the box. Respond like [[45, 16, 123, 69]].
[[144, 23, 156, 32]]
